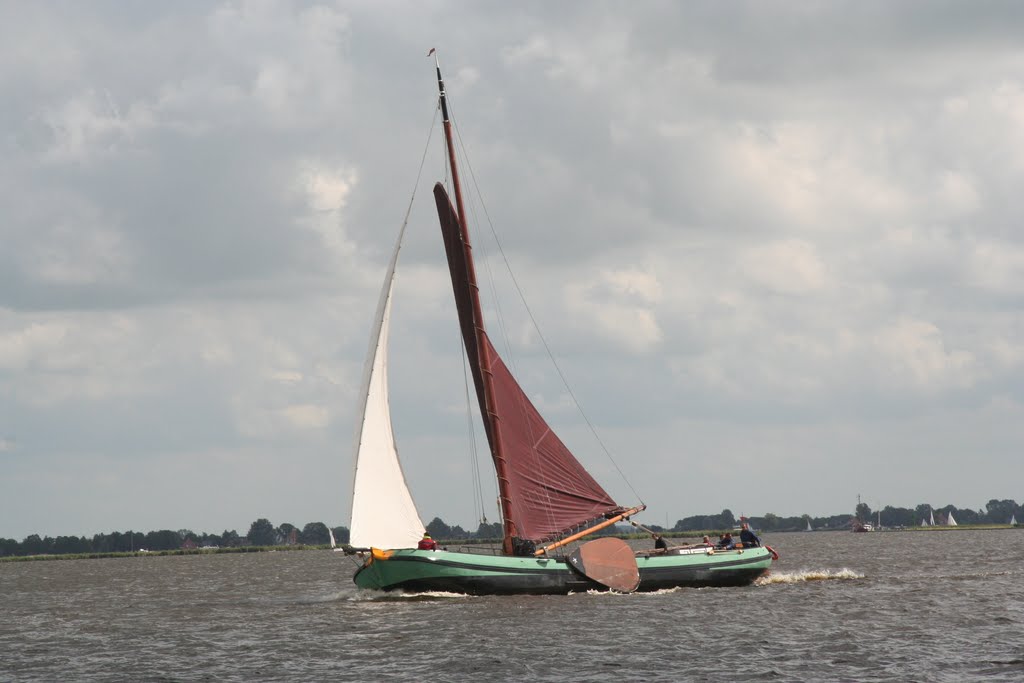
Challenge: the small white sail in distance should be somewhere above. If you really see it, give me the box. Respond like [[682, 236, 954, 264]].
[[946, 511, 957, 526], [328, 527, 344, 552], [348, 224, 425, 550]]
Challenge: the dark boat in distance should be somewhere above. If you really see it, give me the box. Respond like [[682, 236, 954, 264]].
[[348, 52, 776, 594]]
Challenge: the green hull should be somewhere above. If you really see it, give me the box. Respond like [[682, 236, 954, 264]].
[[353, 546, 774, 595]]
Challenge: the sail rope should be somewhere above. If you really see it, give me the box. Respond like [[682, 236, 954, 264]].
[[449, 115, 645, 509], [459, 327, 486, 527]]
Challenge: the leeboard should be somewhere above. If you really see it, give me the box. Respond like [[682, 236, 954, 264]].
[[567, 538, 640, 593]]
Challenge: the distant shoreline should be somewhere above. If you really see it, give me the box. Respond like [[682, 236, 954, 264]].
[[0, 544, 322, 563], [3, 524, 1019, 562]]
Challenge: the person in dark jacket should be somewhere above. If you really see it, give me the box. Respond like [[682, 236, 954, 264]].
[[739, 522, 761, 547], [654, 534, 668, 551], [417, 533, 439, 551]]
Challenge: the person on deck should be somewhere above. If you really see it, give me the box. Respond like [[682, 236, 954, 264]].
[[717, 533, 736, 550], [739, 522, 761, 548], [654, 534, 668, 551], [702, 536, 713, 546], [417, 533, 439, 551]]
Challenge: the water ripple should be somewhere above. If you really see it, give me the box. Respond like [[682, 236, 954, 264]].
[[2, 529, 1023, 681]]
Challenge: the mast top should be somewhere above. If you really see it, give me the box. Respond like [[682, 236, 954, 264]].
[[430, 48, 451, 124]]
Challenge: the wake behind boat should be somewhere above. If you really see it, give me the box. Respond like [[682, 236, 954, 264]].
[[347, 52, 776, 595]]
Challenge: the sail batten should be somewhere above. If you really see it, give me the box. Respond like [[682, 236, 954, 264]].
[[349, 226, 425, 550], [435, 185, 622, 543]]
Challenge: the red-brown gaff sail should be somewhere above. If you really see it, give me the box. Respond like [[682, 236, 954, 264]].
[[434, 184, 623, 544]]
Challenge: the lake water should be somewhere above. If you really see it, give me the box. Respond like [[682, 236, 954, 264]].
[[2, 529, 1023, 682]]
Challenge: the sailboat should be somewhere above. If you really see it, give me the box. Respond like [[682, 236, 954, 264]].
[[929, 509, 936, 526], [805, 519, 812, 532], [946, 511, 958, 526], [347, 54, 776, 595], [1011, 514, 1018, 526], [851, 495, 873, 532]]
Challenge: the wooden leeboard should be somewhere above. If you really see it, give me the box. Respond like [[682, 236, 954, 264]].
[[567, 537, 640, 593]]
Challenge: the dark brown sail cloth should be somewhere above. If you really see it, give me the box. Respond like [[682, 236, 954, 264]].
[[434, 184, 622, 542]]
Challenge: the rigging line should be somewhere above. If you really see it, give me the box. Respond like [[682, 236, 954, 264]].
[[451, 113, 561, 537], [454, 167, 505, 524], [394, 100, 440, 250], [450, 118, 644, 508], [349, 95, 440, 532], [453, 134, 555, 532], [440, 110, 497, 528], [442, 101, 526, 532], [447, 118, 516, 371], [459, 324, 486, 526]]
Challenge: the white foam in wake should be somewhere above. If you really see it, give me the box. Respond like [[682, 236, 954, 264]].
[[578, 587, 684, 597], [756, 568, 864, 585], [385, 590, 472, 599]]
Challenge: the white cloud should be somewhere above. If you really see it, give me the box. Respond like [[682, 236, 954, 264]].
[[42, 90, 156, 165], [968, 241, 1024, 295], [936, 170, 981, 215], [280, 403, 330, 430], [0, 321, 70, 370], [206, 1, 352, 127], [292, 161, 359, 269], [298, 161, 357, 212], [872, 318, 978, 391], [565, 267, 663, 353], [737, 240, 827, 294]]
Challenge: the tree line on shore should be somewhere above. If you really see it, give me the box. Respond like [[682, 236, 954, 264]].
[[2, 498, 1020, 558], [661, 497, 1021, 534], [0, 519, 351, 558]]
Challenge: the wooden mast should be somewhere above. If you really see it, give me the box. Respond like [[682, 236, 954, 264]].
[[433, 52, 518, 556]]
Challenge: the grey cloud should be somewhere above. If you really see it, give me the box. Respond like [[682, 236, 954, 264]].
[[3, 2, 1024, 539]]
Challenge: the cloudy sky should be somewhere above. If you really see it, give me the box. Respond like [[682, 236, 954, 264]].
[[3, 1, 1023, 540]]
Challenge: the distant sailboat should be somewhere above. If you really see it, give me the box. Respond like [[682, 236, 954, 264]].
[[328, 527, 345, 553], [1011, 514, 1018, 526], [805, 519, 812, 532], [929, 509, 936, 526], [851, 495, 873, 532], [946, 511, 958, 526], [920, 517, 929, 527]]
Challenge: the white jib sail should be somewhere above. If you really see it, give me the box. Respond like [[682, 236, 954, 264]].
[[348, 227, 425, 550], [947, 511, 957, 526]]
